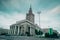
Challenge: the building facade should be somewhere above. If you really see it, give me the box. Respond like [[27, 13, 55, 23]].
[[10, 20, 36, 35], [9, 6, 41, 36]]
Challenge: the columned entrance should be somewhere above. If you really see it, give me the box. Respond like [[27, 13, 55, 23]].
[[26, 27, 30, 36], [28, 27, 30, 34]]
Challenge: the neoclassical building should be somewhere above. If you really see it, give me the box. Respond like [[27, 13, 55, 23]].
[[9, 6, 41, 36]]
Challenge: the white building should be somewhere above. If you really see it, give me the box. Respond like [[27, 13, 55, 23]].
[[9, 6, 41, 36]]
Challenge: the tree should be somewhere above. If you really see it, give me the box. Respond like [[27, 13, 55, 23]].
[[39, 30, 43, 35], [1, 33, 7, 35], [35, 29, 43, 35], [35, 29, 39, 35], [45, 32, 58, 38], [45, 33, 49, 37]]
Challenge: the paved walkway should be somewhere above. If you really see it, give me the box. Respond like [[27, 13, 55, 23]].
[[0, 36, 60, 40]]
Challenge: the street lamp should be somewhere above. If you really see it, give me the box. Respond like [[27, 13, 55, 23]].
[[37, 11, 41, 27]]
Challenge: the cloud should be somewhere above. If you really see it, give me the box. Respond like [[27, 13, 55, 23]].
[[0, 0, 60, 32], [0, 0, 60, 13], [35, 6, 60, 32], [0, 5, 60, 33], [47, 6, 60, 14], [0, 12, 26, 29]]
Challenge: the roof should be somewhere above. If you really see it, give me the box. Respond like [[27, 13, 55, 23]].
[[11, 20, 36, 26], [10, 19, 41, 30], [16, 19, 35, 25]]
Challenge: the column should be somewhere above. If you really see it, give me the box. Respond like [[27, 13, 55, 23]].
[[17, 25, 19, 35], [16, 25, 18, 35], [13, 26, 14, 35], [14, 25, 16, 35], [19, 27, 21, 35]]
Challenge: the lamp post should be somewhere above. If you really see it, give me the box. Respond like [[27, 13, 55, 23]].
[[37, 11, 41, 27]]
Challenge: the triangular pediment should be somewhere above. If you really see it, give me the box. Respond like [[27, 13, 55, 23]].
[[16, 19, 35, 26]]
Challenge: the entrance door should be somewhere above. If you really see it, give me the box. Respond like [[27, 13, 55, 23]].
[[26, 27, 30, 36], [28, 27, 30, 33]]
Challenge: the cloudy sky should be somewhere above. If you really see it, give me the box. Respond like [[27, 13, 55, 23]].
[[0, 0, 60, 32]]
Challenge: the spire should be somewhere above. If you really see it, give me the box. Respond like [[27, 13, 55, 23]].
[[26, 5, 34, 23], [29, 5, 32, 14]]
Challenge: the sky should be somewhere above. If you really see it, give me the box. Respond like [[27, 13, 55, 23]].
[[0, 0, 60, 32]]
